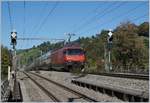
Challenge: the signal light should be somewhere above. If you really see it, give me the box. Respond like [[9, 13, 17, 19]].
[[11, 31, 17, 45], [108, 30, 113, 43], [108, 35, 113, 42]]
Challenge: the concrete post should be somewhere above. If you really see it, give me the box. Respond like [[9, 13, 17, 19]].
[[8, 66, 10, 80]]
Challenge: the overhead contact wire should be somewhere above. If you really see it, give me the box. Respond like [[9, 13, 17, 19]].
[[34, 1, 59, 34], [72, 2, 119, 33], [68, 3, 103, 33], [7, 1, 13, 30], [83, 2, 146, 34]]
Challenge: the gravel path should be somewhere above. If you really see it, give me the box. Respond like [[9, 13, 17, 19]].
[[33, 71, 123, 102]]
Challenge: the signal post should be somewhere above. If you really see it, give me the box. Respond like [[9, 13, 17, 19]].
[[107, 30, 113, 72], [10, 30, 22, 101], [11, 30, 17, 80], [104, 30, 113, 72]]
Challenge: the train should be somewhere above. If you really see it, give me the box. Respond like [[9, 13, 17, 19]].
[[27, 43, 86, 71]]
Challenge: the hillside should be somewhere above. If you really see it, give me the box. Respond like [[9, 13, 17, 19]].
[[16, 21, 149, 73]]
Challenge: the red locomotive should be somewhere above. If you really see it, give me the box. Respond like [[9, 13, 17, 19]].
[[50, 43, 86, 71], [27, 43, 86, 71]]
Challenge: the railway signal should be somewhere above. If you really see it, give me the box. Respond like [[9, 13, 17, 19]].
[[108, 35, 113, 43], [11, 30, 17, 48], [107, 30, 113, 71], [10, 30, 18, 101], [10, 30, 17, 76], [108, 30, 113, 43]]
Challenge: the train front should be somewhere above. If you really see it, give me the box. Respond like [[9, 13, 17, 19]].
[[64, 48, 86, 71]]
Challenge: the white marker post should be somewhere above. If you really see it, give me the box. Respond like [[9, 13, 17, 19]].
[[8, 66, 10, 80]]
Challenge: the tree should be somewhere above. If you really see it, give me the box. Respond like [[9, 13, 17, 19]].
[[138, 22, 149, 37], [1, 45, 12, 80], [113, 22, 148, 71]]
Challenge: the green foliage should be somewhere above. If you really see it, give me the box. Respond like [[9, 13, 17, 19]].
[[77, 21, 149, 73], [138, 22, 149, 37], [17, 41, 64, 66], [1, 45, 12, 80], [18, 48, 42, 66], [112, 22, 148, 70], [17, 21, 149, 73], [77, 30, 108, 69], [142, 36, 149, 48]]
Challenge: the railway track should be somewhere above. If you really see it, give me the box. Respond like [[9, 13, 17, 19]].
[[83, 72, 149, 80], [23, 72, 60, 102], [23, 71, 98, 102], [99, 72, 149, 80]]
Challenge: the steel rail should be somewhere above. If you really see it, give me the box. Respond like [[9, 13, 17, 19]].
[[87, 72, 149, 80], [23, 72, 60, 102], [29, 71, 98, 102]]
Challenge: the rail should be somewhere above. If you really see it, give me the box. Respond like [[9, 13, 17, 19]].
[[23, 72, 60, 102], [28, 71, 98, 102], [95, 72, 149, 80]]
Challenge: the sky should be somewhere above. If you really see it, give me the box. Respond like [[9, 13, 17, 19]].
[[2, 1, 149, 49]]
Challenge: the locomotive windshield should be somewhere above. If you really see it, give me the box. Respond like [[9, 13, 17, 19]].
[[64, 49, 84, 55]]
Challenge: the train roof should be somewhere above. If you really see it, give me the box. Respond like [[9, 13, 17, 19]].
[[51, 43, 82, 52], [64, 42, 80, 47], [63, 46, 82, 50]]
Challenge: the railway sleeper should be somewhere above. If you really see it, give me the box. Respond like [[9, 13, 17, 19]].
[[28, 72, 98, 102], [24, 72, 60, 102]]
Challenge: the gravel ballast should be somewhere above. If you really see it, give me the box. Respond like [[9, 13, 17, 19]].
[[35, 71, 149, 92], [17, 72, 53, 102], [28, 73, 88, 102], [18, 70, 148, 102], [32, 71, 124, 102]]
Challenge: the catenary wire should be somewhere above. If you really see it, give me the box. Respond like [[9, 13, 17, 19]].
[[34, 1, 59, 35], [82, 2, 146, 34], [72, 2, 123, 34], [68, 2, 105, 33], [7, 1, 13, 30], [71, 2, 117, 33]]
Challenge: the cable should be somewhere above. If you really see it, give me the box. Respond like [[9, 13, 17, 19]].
[[23, 1, 26, 35], [71, 2, 116, 33], [68, 3, 103, 32], [91, 14, 147, 37], [7, 1, 13, 30], [25, 2, 49, 49], [34, 1, 59, 34], [72, 2, 123, 34], [82, 2, 146, 34], [131, 14, 148, 21], [31, 2, 48, 34], [23, 0, 27, 49]]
